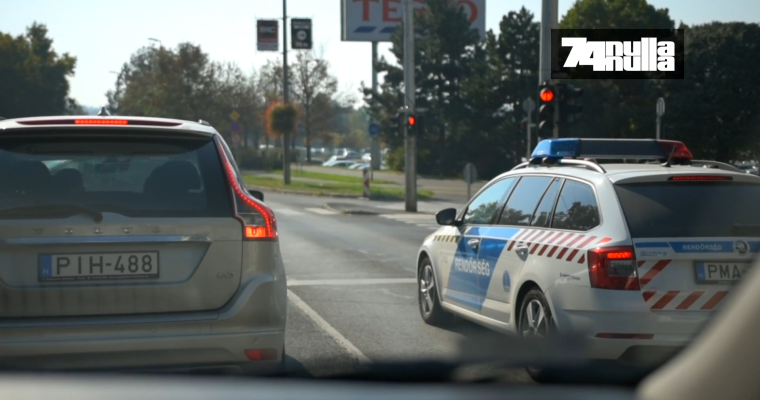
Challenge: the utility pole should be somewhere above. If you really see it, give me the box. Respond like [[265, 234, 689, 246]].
[[403, 0, 417, 212], [539, 0, 559, 138], [282, 0, 291, 184], [370, 41, 381, 177]]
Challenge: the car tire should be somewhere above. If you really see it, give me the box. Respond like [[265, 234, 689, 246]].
[[418, 257, 453, 326], [518, 288, 554, 382]]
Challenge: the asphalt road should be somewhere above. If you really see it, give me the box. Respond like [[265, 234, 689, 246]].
[[264, 192, 533, 382]]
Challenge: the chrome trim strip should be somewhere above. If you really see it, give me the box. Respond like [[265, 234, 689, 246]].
[[0, 235, 212, 245]]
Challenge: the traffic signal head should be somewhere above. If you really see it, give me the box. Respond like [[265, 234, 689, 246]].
[[558, 83, 583, 124], [538, 82, 556, 135], [407, 115, 416, 127]]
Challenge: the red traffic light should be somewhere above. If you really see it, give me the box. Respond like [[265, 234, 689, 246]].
[[407, 116, 416, 126], [539, 88, 555, 102]]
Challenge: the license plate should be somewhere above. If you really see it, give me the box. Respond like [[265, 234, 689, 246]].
[[695, 262, 750, 283], [39, 252, 159, 282]]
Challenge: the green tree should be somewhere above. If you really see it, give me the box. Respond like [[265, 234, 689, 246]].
[[0, 23, 77, 118], [559, 0, 675, 139], [269, 103, 299, 184], [290, 51, 338, 162], [659, 22, 760, 161]]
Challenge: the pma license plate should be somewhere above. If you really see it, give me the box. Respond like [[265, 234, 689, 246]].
[[39, 252, 159, 282], [695, 262, 750, 284]]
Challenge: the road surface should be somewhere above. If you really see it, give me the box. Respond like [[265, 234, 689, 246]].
[[266, 192, 532, 382]]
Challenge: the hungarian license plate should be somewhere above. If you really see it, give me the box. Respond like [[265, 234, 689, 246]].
[[39, 252, 159, 282], [695, 262, 750, 284]]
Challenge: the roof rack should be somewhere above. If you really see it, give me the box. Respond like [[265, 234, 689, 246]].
[[689, 160, 746, 174], [510, 158, 606, 173]]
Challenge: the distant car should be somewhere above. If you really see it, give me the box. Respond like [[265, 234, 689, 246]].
[[0, 115, 286, 374], [308, 158, 324, 165], [324, 160, 356, 168], [348, 163, 369, 170], [361, 153, 372, 163]]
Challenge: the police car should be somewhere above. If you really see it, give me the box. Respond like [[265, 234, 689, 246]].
[[417, 138, 760, 368]]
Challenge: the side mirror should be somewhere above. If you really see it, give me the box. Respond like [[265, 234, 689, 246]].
[[248, 189, 264, 202], [436, 208, 459, 226]]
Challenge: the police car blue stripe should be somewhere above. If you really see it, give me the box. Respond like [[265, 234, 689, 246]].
[[446, 227, 521, 311]]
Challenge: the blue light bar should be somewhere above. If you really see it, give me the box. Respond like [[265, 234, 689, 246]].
[[530, 138, 692, 161]]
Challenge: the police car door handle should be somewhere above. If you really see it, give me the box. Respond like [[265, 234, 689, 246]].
[[467, 239, 480, 250]]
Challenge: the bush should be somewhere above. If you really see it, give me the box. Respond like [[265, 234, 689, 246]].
[[235, 148, 296, 171]]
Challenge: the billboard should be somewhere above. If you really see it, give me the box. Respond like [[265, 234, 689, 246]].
[[292, 18, 313, 50], [257, 20, 279, 51], [341, 0, 486, 42]]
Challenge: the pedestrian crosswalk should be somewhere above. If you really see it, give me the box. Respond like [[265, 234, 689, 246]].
[[269, 206, 338, 217], [378, 213, 439, 230]]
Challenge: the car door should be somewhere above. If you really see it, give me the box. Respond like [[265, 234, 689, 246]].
[[479, 176, 557, 323], [441, 177, 517, 313]]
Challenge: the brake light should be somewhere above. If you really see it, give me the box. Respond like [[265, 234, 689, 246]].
[[75, 119, 128, 125], [215, 141, 277, 241], [669, 175, 733, 181], [587, 246, 639, 290]]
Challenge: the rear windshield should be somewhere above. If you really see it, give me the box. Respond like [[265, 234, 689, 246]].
[[615, 182, 760, 238], [0, 133, 232, 218]]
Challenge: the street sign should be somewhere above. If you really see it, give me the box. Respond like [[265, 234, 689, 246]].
[[656, 97, 666, 117], [230, 110, 240, 121], [341, 0, 486, 42], [291, 18, 313, 49], [522, 97, 536, 114], [231, 121, 241, 133], [368, 122, 380, 136], [463, 163, 478, 184], [463, 163, 478, 200], [257, 20, 279, 51]]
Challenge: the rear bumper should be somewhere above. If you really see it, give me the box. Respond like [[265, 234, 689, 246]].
[[0, 274, 287, 372], [548, 287, 707, 364]]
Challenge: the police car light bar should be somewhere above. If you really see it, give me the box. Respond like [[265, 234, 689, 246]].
[[531, 138, 693, 161]]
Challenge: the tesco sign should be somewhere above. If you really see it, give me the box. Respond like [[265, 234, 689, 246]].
[[341, 0, 486, 42]]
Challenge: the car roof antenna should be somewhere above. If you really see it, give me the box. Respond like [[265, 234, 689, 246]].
[[98, 107, 111, 116], [661, 145, 677, 168]]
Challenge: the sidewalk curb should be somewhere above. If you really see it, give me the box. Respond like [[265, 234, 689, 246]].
[[323, 203, 379, 216]]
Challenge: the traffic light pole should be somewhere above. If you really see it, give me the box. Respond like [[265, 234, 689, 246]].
[[370, 41, 381, 177], [403, 0, 417, 212]]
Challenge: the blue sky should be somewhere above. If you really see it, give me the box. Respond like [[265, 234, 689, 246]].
[[3, 0, 758, 108]]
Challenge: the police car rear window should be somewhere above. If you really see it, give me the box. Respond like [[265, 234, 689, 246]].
[[615, 182, 760, 238]]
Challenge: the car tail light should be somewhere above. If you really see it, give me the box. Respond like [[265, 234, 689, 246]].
[[16, 119, 181, 126], [587, 246, 639, 290], [215, 141, 277, 241], [244, 348, 278, 361], [75, 119, 128, 125]]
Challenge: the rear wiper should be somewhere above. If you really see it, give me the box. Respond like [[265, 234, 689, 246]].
[[0, 204, 103, 223]]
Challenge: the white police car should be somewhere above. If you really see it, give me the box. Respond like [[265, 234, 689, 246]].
[[417, 138, 760, 368]]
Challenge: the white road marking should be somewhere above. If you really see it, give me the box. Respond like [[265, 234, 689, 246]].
[[306, 207, 339, 215], [288, 278, 416, 286], [273, 208, 303, 216], [287, 289, 370, 364]]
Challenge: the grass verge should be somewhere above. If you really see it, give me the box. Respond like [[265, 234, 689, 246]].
[[244, 174, 432, 200], [273, 169, 396, 185]]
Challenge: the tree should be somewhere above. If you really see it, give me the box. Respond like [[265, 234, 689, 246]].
[[268, 103, 299, 184], [106, 43, 262, 145], [559, 0, 675, 139], [0, 23, 77, 118], [659, 22, 760, 161], [290, 51, 338, 162]]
